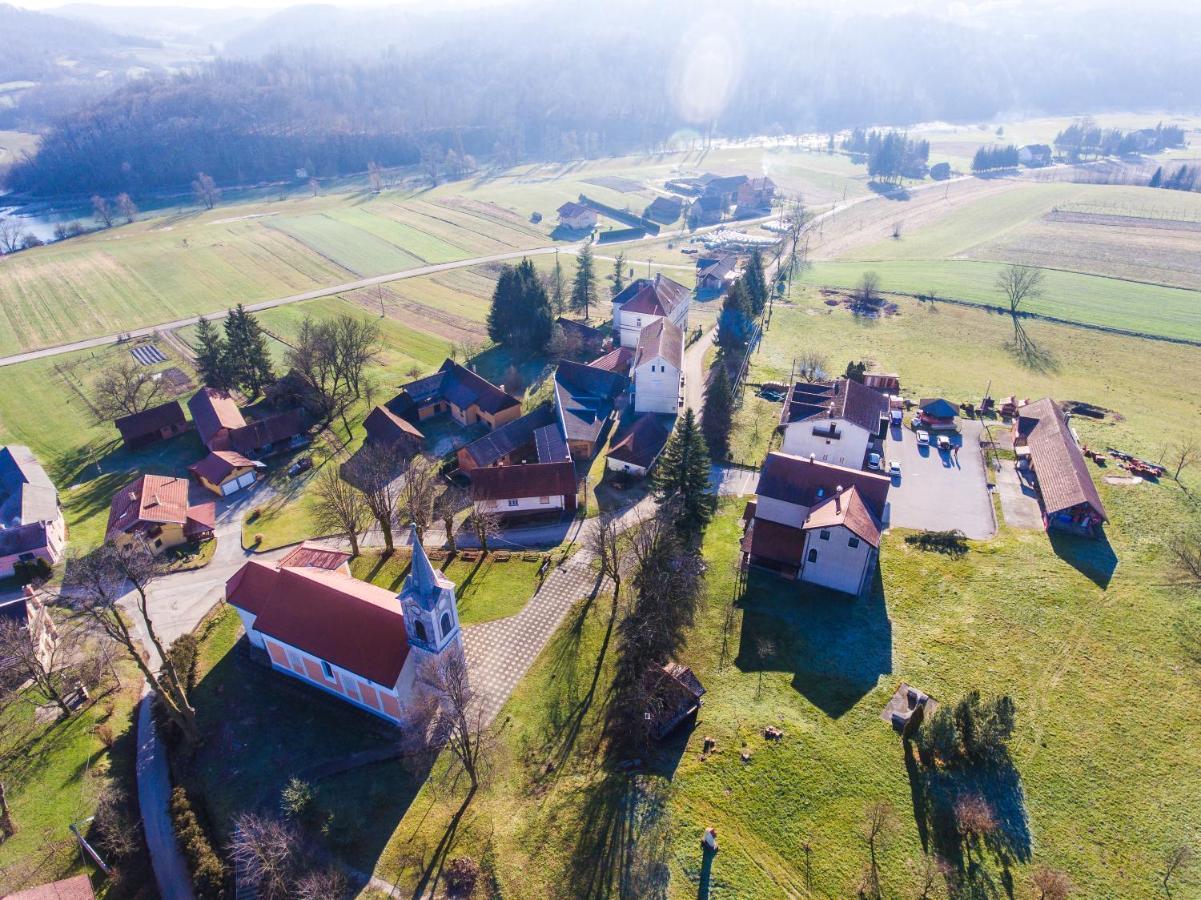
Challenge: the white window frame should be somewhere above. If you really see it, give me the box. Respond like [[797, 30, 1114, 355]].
[[320, 660, 335, 682]]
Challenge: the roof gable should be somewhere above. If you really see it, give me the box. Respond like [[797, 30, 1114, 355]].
[[188, 388, 246, 449], [803, 487, 883, 547], [755, 452, 891, 517], [782, 378, 888, 434], [469, 461, 577, 500], [633, 318, 683, 371], [114, 401, 187, 439]]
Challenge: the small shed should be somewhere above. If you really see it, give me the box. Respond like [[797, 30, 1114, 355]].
[[880, 681, 936, 737], [114, 401, 190, 450], [642, 662, 706, 740]]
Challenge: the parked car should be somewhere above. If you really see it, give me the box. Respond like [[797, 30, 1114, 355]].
[[911, 415, 922, 430], [890, 409, 903, 426], [888, 459, 901, 477], [916, 430, 930, 446], [867, 452, 882, 470], [288, 456, 313, 477], [937, 435, 952, 451]]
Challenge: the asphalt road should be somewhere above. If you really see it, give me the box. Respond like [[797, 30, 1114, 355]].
[[883, 420, 996, 539]]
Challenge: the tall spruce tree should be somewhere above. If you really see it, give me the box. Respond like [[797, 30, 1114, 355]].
[[487, 258, 554, 353], [701, 364, 734, 461], [744, 250, 768, 315], [221, 304, 274, 396], [549, 251, 566, 314], [193, 316, 229, 390], [717, 279, 754, 352], [652, 407, 714, 538], [612, 250, 626, 296], [571, 243, 598, 319]]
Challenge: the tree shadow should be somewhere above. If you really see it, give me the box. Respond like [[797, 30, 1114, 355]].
[[867, 181, 911, 200], [410, 787, 475, 899], [733, 568, 892, 717], [1049, 529, 1118, 589], [1007, 318, 1058, 373]]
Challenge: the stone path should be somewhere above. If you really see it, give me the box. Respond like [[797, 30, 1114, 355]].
[[995, 459, 1044, 530], [135, 687, 196, 900], [462, 548, 610, 724]]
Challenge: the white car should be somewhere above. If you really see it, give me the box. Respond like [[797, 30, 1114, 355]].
[[867, 452, 882, 470], [888, 459, 901, 477], [916, 430, 930, 446]]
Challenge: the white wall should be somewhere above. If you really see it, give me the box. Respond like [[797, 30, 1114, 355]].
[[633, 359, 681, 414], [236, 609, 264, 648], [754, 496, 808, 529], [800, 525, 874, 595], [606, 456, 648, 477], [780, 419, 872, 469], [478, 495, 565, 514], [616, 309, 659, 348]]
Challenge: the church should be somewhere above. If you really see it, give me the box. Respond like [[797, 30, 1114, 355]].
[[224, 530, 463, 725]]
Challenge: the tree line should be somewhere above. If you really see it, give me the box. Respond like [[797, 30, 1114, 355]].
[[1054, 119, 1186, 160], [971, 144, 1020, 172], [842, 129, 931, 182]]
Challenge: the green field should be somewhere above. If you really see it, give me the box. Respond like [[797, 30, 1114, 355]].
[[336, 289, 1201, 898]]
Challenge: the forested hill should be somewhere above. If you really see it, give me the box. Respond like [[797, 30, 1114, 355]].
[[8, 0, 1201, 198]]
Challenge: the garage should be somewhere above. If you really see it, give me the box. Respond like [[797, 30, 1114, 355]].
[[223, 471, 258, 495]]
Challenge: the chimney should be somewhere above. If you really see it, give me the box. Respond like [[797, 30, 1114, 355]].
[[808, 453, 816, 463]]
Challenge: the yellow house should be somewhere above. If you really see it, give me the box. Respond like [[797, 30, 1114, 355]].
[[106, 474, 216, 555], [189, 450, 264, 497]]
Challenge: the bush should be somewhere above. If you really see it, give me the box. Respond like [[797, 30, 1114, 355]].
[[167, 633, 200, 693], [170, 787, 227, 898], [12, 557, 52, 586], [253, 533, 264, 545], [94, 723, 115, 749], [280, 777, 315, 823], [915, 690, 1016, 767], [445, 857, 481, 897]]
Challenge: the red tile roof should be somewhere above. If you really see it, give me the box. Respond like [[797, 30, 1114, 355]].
[[107, 473, 215, 540], [634, 317, 683, 371], [279, 541, 353, 571], [742, 517, 805, 568], [1016, 398, 1107, 521], [114, 400, 187, 441], [802, 486, 882, 547], [607, 414, 674, 469], [588, 346, 634, 376], [613, 274, 691, 318], [188, 387, 245, 450], [188, 450, 259, 485], [755, 452, 891, 518], [227, 561, 410, 686], [469, 461, 577, 501]]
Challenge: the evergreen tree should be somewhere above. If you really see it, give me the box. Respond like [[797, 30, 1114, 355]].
[[716, 280, 754, 352], [743, 250, 768, 315], [549, 251, 566, 314], [221, 305, 274, 396], [1149, 166, 1163, 188], [612, 250, 626, 296], [571, 243, 598, 319], [652, 408, 714, 538], [845, 360, 868, 382], [487, 258, 554, 353], [701, 364, 734, 461], [194, 316, 229, 390]]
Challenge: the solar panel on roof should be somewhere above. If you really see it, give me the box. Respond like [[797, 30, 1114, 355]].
[[534, 424, 568, 462]]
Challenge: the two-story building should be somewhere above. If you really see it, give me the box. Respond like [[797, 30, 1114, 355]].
[[741, 452, 891, 596], [778, 378, 888, 469], [106, 474, 215, 554], [611, 274, 691, 349], [0, 446, 67, 579], [631, 318, 684, 415]]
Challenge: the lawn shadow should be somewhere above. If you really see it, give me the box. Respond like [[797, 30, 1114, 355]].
[[1049, 529, 1118, 588], [733, 568, 892, 718], [1007, 318, 1059, 374]]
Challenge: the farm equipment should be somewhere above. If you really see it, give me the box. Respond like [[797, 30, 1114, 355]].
[[1106, 447, 1165, 478]]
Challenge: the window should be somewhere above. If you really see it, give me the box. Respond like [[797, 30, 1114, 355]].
[[508, 499, 519, 507], [807, 548, 818, 564], [414, 620, 427, 643], [848, 537, 860, 549], [320, 660, 334, 681], [539, 496, 550, 504], [440, 612, 452, 638], [154, 539, 162, 548], [819, 530, 830, 541], [17, 552, 34, 563]]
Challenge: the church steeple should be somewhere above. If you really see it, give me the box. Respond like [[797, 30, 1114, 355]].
[[398, 525, 461, 653]]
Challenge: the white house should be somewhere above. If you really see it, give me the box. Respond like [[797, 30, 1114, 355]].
[[469, 461, 579, 517], [741, 452, 890, 596], [557, 201, 597, 231], [224, 533, 462, 725], [778, 378, 888, 469], [632, 318, 684, 415], [611, 274, 691, 349]]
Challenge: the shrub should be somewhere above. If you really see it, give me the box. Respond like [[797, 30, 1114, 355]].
[[445, 856, 481, 897], [170, 787, 227, 898], [254, 533, 264, 545], [94, 723, 115, 749], [280, 777, 315, 823], [167, 633, 200, 693]]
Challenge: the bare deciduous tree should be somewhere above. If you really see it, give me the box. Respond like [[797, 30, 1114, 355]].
[[115, 193, 138, 224], [92, 195, 113, 228], [0, 219, 28, 255], [1163, 843, 1195, 897], [66, 544, 199, 744], [192, 172, 220, 210], [1167, 437, 1200, 481], [91, 359, 166, 423], [590, 511, 633, 605], [367, 161, 384, 193], [953, 793, 997, 853], [416, 651, 492, 792], [795, 351, 828, 381], [995, 263, 1045, 316], [295, 866, 349, 900], [398, 453, 440, 540], [1031, 865, 1074, 900], [906, 852, 949, 900], [0, 608, 79, 717], [331, 315, 382, 400], [308, 178, 319, 198], [547, 323, 582, 360], [310, 467, 370, 557], [468, 506, 502, 553], [230, 812, 300, 900], [1172, 532, 1201, 586], [854, 271, 882, 308], [859, 800, 897, 900], [93, 787, 141, 861], [433, 484, 468, 554], [345, 442, 405, 555]]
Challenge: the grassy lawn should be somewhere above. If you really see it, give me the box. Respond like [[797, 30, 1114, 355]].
[[351, 548, 545, 626], [0, 651, 147, 896]]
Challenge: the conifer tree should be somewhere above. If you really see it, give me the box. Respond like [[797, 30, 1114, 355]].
[[193, 316, 230, 390], [743, 249, 768, 315], [221, 304, 275, 396], [549, 251, 566, 314], [701, 364, 734, 461], [486, 258, 553, 353], [612, 250, 626, 296], [571, 243, 598, 319], [652, 408, 714, 538], [717, 279, 754, 352]]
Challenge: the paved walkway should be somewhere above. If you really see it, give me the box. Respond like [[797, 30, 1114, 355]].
[[995, 459, 1043, 529], [135, 687, 196, 900]]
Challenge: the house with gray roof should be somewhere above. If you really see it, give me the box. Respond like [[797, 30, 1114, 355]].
[[0, 446, 66, 578]]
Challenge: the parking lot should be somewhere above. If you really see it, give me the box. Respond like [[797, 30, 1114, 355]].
[[882, 419, 996, 539]]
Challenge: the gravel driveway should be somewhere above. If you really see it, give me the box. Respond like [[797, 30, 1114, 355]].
[[883, 420, 996, 539]]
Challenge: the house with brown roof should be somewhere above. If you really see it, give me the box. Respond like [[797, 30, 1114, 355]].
[[556, 201, 598, 231], [363, 405, 425, 456], [606, 413, 674, 477], [554, 317, 606, 357], [642, 662, 705, 739], [695, 252, 740, 294], [735, 176, 776, 216], [588, 346, 634, 378], [611, 274, 691, 349], [390, 360, 522, 432], [106, 474, 215, 554], [457, 404, 560, 471], [470, 461, 578, 518], [0, 446, 66, 579], [742, 452, 890, 595], [226, 528, 461, 725], [779, 378, 888, 469], [554, 360, 627, 459], [114, 400, 190, 450], [1012, 398, 1108, 537], [188, 388, 307, 458], [631, 318, 684, 415], [188, 450, 264, 497], [187, 387, 244, 450], [644, 195, 683, 225]]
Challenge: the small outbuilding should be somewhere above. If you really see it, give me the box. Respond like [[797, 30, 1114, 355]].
[[642, 662, 706, 740], [557, 201, 598, 231], [114, 400, 190, 450], [917, 397, 959, 431], [606, 414, 674, 477], [189, 450, 265, 496]]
